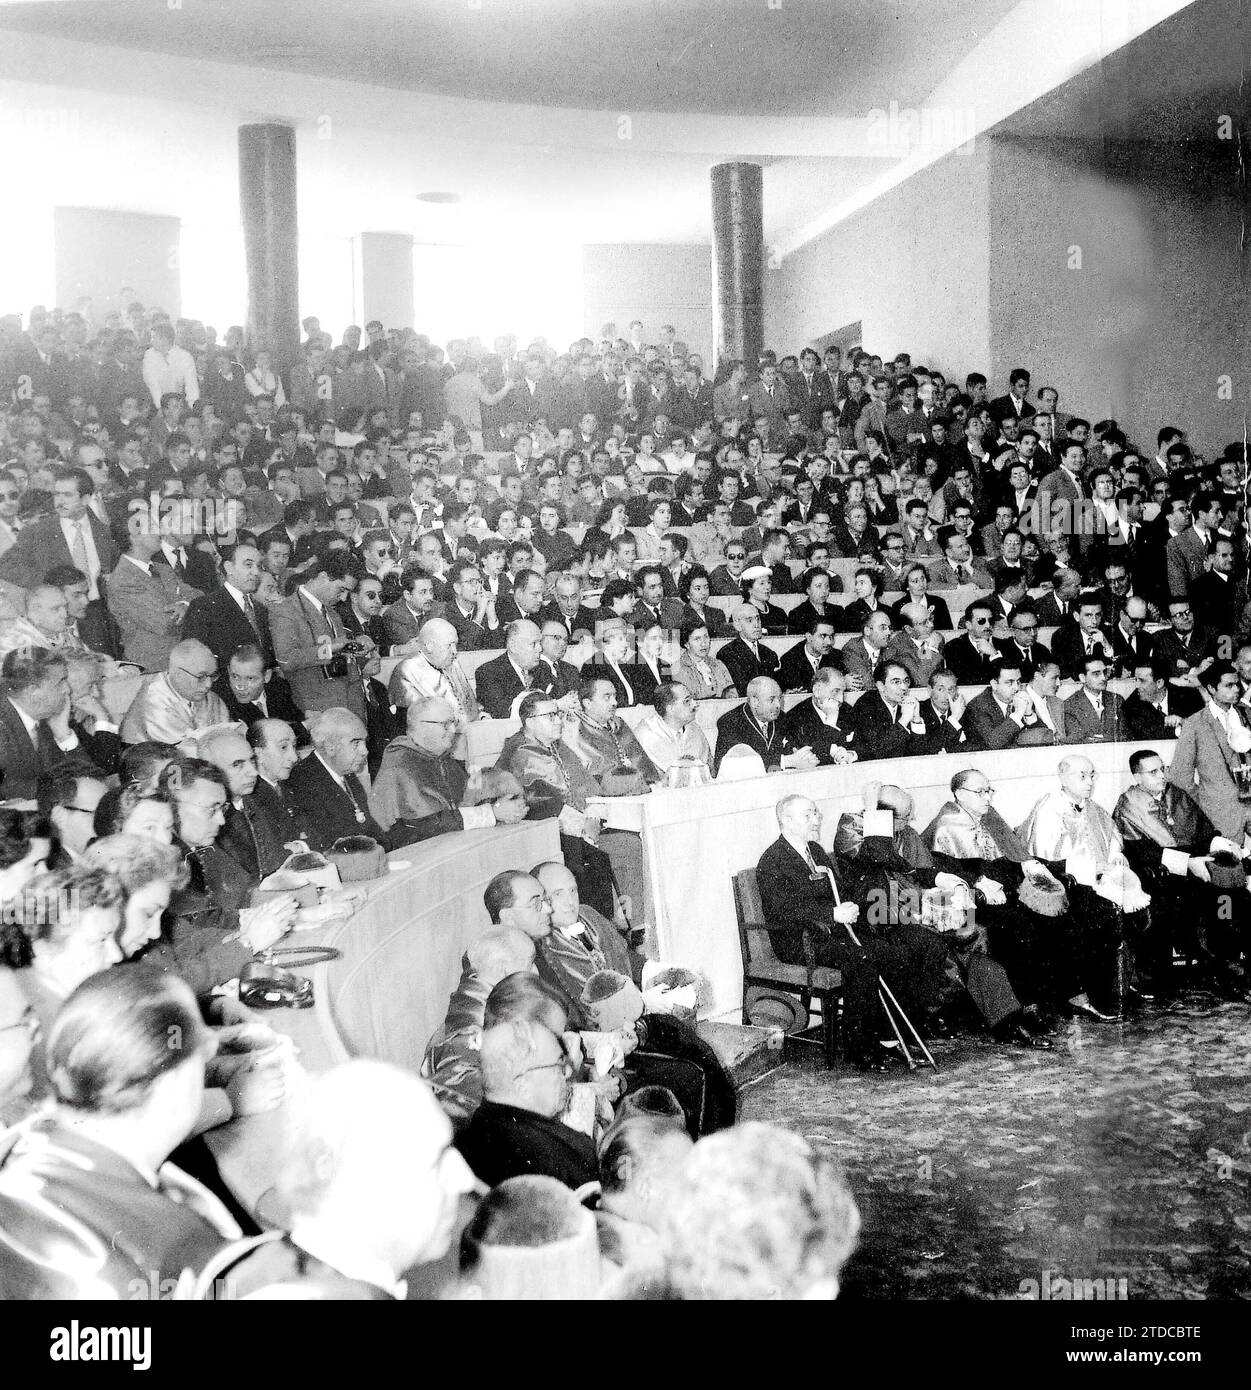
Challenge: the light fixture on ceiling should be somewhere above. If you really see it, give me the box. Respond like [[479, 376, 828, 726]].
[[414, 192, 462, 204]]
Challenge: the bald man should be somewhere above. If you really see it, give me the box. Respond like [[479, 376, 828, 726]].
[[369, 697, 528, 845], [475, 619, 545, 719], [386, 616, 480, 724], [287, 706, 392, 850], [711, 676, 817, 777], [230, 1061, 477, 1298], [0, 584, 76, 662], [119, 638, 234, 745]]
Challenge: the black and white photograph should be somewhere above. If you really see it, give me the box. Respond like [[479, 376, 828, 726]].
[[0, 0, 1247, 1343]]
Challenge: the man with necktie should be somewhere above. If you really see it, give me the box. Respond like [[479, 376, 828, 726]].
[[287, 706, 392, 851], [270, 553, 368, 722]]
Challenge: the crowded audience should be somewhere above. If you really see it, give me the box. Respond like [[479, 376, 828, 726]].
[[1, 298, 1247, 1299]]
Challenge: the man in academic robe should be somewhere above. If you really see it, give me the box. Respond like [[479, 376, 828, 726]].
[[368, 698, 529, 846], [833, 783, 1051, 1049], [1016, 754, 1155, 1016]]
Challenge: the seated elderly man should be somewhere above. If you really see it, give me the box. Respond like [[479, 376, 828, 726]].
[[832, 781, 1052, 1049], [1016, 755, 1155, 1017], [286, 706, 392, 851], [422, 927, 538, 1116], [632, 681, 713, 776], [387, 616, 480, 727], [713, 676, 818, 777], [1113, 748, 1247, 999], [248, 717, 309, 845], [197, 726, 292, 894], [475, 619, 548, 720], [717, 602, 781, 696], [563, 675, 662, 787], [756, 795, 949, 1072], [1, 648, 117, 799], [228, 1061, 477, 1299], [501, 691, 617, 917], [781, 667, 857, 766], [369, 697, 528, 845], [0, 583, 110, 671], [883, 602, 947, 688], [456, 1014, 599, 1191], [119, 638, 235, 746]]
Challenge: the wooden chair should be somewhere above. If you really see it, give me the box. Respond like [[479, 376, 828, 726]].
[[732, 868, 842, 1068]]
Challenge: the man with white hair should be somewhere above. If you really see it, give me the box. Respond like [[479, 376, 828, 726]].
[[369, 697, 528, 845], [718, 603, 780, 696], [287, 707, 391, 850], [1017, 754, 1151, 1018], [757, 794, 927, 1072], [387, 616, 480, 724], [457, 1016, 599, 1190], [0, 584, 78, 662], [230, 1061, 477, 1299], [884, 602, 946, 688], [474, 618, 545, 720], [119, 638, 234, 746]]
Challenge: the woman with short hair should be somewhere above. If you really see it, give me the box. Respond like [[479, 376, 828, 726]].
[[674, 624, 735, 700]]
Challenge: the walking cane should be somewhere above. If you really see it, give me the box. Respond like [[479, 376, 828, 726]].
[[844, 918, 938, 1072]]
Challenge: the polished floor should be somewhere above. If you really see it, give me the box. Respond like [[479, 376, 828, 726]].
[[740, 990, 1251, 1300]]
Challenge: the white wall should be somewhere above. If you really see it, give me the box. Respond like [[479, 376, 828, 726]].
[[583, 244, 712, 362]]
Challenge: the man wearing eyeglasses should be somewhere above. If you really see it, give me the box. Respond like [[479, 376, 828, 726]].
[[369, 697, 528, 846], [457, 1012, 598, 1190], [119, 639, 232, 746], [38, 769, 108, 867]]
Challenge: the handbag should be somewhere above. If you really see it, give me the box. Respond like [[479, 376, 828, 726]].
[[326, 835, 389, 882]]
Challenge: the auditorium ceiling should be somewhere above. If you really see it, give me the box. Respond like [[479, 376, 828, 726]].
[[0, 0, 1020, 118]]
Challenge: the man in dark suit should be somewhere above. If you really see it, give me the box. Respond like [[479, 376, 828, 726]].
[[1050, 596, 1116, 680], [718, 604, 780, 696], [286, 706, 391, 852], [1107, 598, 1155, 676], [1032, 567, 1082, 629], [783, 348, 836, 431], [778, 616, 843, 693], [781, 669, 856, 764], [457, 1016, 598, 1189], [917, 669, 972, 752], [712, 677, 811, 777], [755, 793, 943, 1071], [538, 574, 598, 644], [248, 717, 311, 850], [1189, 535, 1244, 637], [941, 602, 1006, 685], [213, 644, 307, 738], [666, 366, 715, 432], [843, 660, 932, 761], [963, 658, 1052, 750], [535, 621, 582, 702], [0, 648, 114, 801], [0, 467, 118, 599], [475, 619, 545, 720], [1151, 600, 1220, 681], [1122, 659, 1203, 741], [988, 369, 1035, 423], [179, 539, 272, 667]]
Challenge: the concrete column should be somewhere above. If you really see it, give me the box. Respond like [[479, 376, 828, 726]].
[[238, 123, 299, 373], [353, 232, 415, 331], [710, 162, 764, 373]]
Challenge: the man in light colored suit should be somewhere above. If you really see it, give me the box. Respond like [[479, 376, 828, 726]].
[[928, 531, 992, 591], [270, 553, 369, 722], [1167, 661, 1251, 841], [746, 364, 791, 440], [1062, 653, 1126, 744], [840, 610, 894, 690], [1024, 660, 1067, 743], [884, 603, 946, 688], [1035, 439, 1090, 559], [1165, 491, 1222, 601], [0, 468, 118, 599], [106, 517, 202, 673]]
